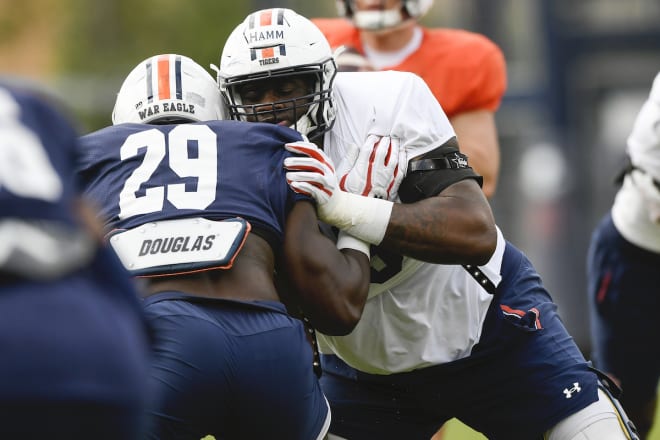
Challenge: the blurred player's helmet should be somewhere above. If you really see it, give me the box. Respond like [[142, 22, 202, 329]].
[[216, 8, 337, 140], [337, 0, 433, 30], [112, 54, 222, 125]]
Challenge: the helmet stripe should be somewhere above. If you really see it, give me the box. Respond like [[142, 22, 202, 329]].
[[157, 55, 171, 100], [174, 55, 182, 100], [259, 9, 272, 26], [145, 59, 153, 103]]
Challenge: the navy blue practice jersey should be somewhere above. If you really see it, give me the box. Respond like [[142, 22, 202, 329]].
[[78, 120, 308, 248]]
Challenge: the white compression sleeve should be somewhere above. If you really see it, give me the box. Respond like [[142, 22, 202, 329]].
[[545, 389, 632, 440]]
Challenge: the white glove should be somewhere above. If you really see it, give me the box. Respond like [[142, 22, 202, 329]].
[[337, 134, 403, 200], [284, 141, 393, 245], [283, 141, 338, 205]]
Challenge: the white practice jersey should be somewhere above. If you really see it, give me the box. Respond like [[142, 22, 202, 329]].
[[612, 71, 660, 253], [317, 70, 507, 374]]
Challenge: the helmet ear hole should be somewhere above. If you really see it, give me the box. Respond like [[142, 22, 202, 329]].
[[217, 8, 337, 140]]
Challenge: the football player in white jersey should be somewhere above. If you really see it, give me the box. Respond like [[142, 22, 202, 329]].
[[216, 8, 639, 440], [587, 71, 660, 439]]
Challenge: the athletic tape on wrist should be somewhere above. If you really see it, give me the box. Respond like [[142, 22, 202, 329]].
[[320, 191, 393, 245], [336, 230, 370, 258]]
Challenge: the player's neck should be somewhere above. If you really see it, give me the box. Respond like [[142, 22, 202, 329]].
[[360, 21, 418, 52]]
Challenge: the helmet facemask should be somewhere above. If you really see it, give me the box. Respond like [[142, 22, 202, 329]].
[[220, 61, 336, 140]]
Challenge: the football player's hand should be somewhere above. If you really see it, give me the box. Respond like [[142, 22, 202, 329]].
[[284, 141, 395, 246], [283, 141, 338, 206], [336, 134, 403, 200]]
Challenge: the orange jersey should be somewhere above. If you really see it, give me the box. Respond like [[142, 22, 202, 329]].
[[312, 18, 507, 118]]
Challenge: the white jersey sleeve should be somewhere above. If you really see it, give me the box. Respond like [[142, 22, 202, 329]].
[[325, 70, 456, 183], [627, 71, 660, 180]]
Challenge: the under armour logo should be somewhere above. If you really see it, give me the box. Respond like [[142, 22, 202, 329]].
[[563, 382, 582, 398]]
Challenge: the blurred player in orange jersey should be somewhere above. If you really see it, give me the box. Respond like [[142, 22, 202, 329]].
[[313, 0, 506, 198]]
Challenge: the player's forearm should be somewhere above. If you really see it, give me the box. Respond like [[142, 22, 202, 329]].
[[324, 180, 497, 265], [284, 202, 370, 335], [288, 245, 370, 335], [381, 188, 496, 264]]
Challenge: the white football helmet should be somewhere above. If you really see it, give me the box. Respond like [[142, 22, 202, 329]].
[[216, 8, 337, 140], [112, 54, 222, 125], [336, 0, 434, 30]]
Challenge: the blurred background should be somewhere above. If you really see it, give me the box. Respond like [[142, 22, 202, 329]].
[[2, 0, 659, 437]]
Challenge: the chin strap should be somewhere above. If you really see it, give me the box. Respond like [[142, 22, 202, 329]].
[[292, 112, 318, 139], [353, 10, 404, 30]]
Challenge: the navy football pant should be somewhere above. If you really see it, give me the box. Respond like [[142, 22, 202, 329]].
[[587, 213, 660, 407], [143, 292, 330, 440], [320, 241, 599, 440]]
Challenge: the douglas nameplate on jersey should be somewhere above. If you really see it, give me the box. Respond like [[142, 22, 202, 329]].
[[108, 217, 250, 276]]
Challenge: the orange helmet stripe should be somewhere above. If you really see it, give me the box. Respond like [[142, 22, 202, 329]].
[[157, 55, 171, 100], [259, 9, 273, 26], [261, 47, 274, 58]]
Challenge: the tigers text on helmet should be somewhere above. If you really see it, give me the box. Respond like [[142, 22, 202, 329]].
[[112, 54, 222, 125], [216, 8, 337, 140], [336, 0, 433, 30]]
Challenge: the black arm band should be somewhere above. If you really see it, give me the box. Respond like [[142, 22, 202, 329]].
[[398, 137, 483, 203]]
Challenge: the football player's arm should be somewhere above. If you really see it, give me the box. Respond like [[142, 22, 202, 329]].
[[380, 136, 496, 264], [283, 200, 370, 336], [382, 178, 495, 264], [285, 138, 497, 265], [450, 110, 500, 198], [451, 40, 507, 199]]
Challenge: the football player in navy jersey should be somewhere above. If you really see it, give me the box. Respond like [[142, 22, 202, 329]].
[[77, 54, 371, 440], [587, 72, 660, 438], [0, 82, 150, 439]]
